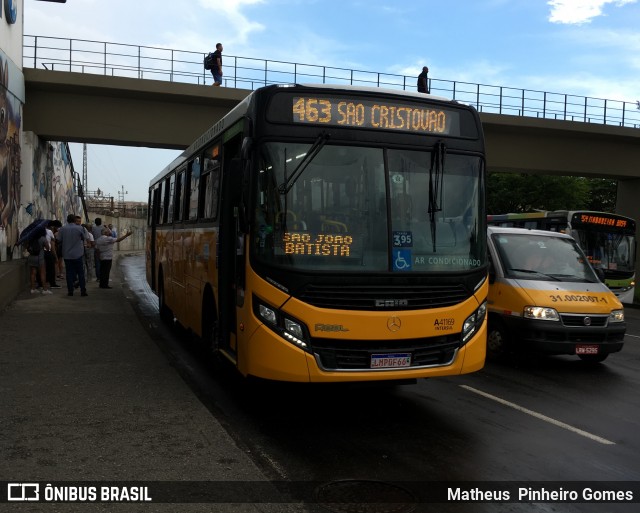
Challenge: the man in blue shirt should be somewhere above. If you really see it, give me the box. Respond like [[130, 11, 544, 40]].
[[57, 214, 88, 297]]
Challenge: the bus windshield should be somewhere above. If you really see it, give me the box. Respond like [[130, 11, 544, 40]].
[[570, 228, 636, 274], [252, 141, 485, 273]]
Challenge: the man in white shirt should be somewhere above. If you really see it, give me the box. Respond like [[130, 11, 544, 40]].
[[96, 227, 132, 289]]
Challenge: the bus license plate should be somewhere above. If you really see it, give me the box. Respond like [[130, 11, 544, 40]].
[[371, 353, 411, 369], [576, 344, 599, 355]]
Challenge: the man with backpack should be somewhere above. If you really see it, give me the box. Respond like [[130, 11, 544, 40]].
[[208, 43, 223, 86], [27, 234, 51, 295]]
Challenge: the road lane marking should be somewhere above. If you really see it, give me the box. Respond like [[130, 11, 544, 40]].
[[460, 385, 616, 445], [625, 333, 640, 339]]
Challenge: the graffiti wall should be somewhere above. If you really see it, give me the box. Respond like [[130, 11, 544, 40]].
[[0, 127, 81, 262], [0, 55, 21, 261]]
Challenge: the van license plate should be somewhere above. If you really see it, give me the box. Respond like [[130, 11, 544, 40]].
[[576, 344, 599, 355], [371, 353, 411, 369]]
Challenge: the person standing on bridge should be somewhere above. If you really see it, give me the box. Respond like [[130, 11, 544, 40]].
[[417, 66, 430, 94], [211, 43, 223, 86]]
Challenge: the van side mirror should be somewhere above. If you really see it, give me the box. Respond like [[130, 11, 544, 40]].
[[488, 261, 496, 284], [595, 267, 605, 283]]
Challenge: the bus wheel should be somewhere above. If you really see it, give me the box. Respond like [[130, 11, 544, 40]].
[[158, 276, 172, 323], [202, 302, 220, 354], [578, 353, 608, 363], [487, 319, 510, 360]]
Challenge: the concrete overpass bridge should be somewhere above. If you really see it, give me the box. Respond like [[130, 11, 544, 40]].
[[22, 35, 640, 222]]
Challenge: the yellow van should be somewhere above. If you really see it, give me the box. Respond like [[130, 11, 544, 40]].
[[487, 226, 626, 362]]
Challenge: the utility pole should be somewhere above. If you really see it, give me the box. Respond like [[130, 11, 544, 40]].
[[117, 185, 128, 203], [118, 185, 128, 215], [82, 143, 88, 192]]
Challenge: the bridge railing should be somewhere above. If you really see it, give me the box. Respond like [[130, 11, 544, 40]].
[[24, 35, 640, 129]]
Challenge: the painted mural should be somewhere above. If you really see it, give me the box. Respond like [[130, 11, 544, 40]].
[[30, 139, 80, 224], [0, 56, 21, 261], [0, 53, 80, 261]]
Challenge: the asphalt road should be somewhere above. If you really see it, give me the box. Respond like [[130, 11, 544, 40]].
[[122, 254, 640, 513]]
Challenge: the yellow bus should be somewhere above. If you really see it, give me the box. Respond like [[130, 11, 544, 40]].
[[146, 84, 488, 383]]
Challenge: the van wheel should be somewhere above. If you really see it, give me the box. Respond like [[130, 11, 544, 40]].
[[487, 319, 510, 360], [578, 353, 608, 363]]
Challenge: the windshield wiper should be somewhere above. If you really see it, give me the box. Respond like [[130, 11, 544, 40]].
[[508, 268, 562, 281], [278, 132, 330, 195], [428, 141, 446, 252]]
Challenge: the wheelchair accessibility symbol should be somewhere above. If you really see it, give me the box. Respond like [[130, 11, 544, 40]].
[[393, 249, 412, 271]]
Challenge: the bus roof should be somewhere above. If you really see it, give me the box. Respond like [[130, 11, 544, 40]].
[[301, 83, 453, 102]]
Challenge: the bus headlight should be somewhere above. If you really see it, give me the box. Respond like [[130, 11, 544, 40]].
[[523, 306, 559, 321], [462, 301, 487, 344], [258, 304, 277, 325], [609, 309, 625, 323], [253, 296, 311, 351]]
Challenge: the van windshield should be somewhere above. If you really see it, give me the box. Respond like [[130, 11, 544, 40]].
[[491, 233, 600, 282]]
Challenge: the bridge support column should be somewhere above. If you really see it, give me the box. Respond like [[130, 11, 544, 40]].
[[617, 178, 640, 303]]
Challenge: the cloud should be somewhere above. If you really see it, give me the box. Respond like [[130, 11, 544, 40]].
[[548, 0, 637, 25], [197, 0, 265, 45]]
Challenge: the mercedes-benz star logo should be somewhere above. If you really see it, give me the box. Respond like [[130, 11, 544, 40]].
[[387, 316, 402, 332]]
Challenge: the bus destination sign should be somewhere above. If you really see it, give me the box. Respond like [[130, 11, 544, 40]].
[[292, 96, 459, 135], [575, 213, 629, 229]]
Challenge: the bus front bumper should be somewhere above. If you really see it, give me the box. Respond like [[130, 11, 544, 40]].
[[243, 322, 487, 383]]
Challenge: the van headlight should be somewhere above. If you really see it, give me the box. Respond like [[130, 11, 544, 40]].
[[609, 309, 624, 323], [254, 296, 310, 351], [462, 301, 487, 344], [523, 306, 559, 321]]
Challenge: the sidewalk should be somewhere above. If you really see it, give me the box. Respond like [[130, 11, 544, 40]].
[[0, 258, 303, 512]]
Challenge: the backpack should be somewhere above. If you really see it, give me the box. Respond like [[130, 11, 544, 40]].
[[26, 237, 41, 256], [204, 52, 214, 70]]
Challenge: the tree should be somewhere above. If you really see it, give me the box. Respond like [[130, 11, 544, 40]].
[[487, 173, 616, 214]]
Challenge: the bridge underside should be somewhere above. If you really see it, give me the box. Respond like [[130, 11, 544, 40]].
[[24, 68, 250, 149], [25, 69, 640, 177]]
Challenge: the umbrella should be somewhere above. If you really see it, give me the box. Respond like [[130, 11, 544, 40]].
[[16, 219, 50, 247]]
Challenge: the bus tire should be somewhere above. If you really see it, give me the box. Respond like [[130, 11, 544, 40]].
[[487, 317, 510, 360], [578, 353, 608, 363], [158, 271, 172, 323], [202, 293, 220, 354]]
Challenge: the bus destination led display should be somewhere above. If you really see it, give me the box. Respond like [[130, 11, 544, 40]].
[[292, 96, 458, 135]]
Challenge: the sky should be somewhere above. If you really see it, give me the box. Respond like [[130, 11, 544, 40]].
[[23, 0, 640, 202]]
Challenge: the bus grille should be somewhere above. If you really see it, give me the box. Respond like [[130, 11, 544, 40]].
[[560, 314, 608, 327], [298, 284, 470, 310], [311, 335, 460, 371]]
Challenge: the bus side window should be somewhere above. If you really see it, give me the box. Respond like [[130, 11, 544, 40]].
[[200, 146, 221, 220], [175, 168, 186, 222], [188, 157, 201, 221], [158, 180, 166, 225], [166, 174, 176, 224]]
